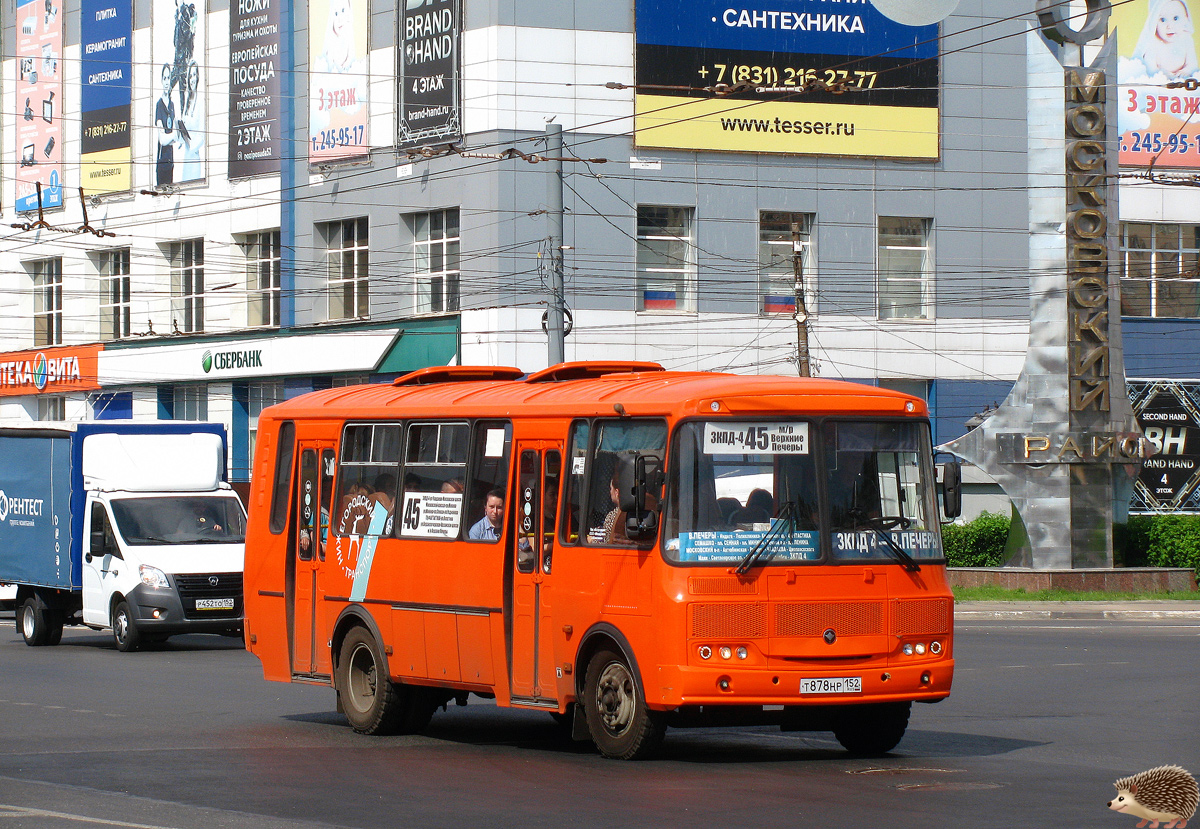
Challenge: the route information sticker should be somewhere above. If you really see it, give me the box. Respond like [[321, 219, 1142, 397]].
[[703, 422, 809, 454]]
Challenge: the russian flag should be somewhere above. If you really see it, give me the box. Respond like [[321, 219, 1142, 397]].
[[643, 290, 678, 311], [763, 295, 796, 314]]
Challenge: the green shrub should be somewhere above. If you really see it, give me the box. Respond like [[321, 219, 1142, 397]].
[[942, 511, 1011, 567], [1145, 515, 1200, 574]]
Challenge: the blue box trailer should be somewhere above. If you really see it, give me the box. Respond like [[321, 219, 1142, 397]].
[[1, 422, 246, 650]]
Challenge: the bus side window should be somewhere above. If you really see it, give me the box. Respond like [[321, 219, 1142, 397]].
[[332, 423, 401, 539], [400, 422, 469, 539], [466, 421, 511, 543], [559, 420, 589, 545], [268, 421, 295, 534]]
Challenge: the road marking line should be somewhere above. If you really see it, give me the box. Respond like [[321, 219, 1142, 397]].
[[0, 804, 182, 828]]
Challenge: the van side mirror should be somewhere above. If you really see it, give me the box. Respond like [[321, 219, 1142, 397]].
[[939, 457, 962, 520], [89, 528, 105, 558]]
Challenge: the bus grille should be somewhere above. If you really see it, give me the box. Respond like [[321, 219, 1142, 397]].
[[894, 598, 952, 636], [774, 601, 884, 637], [174, 572, 244, 620], [690, 603, 767, 638], [688, 576, 757, 595]]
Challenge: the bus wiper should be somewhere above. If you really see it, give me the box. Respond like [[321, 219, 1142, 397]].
[[734, 500, 799, 575], [861, 519, 921, 572]]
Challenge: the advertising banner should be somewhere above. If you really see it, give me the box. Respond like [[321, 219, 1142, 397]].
[[15, 0, 64, 212], [152, 0, 206, 186], [633, 0, 940, 158], [1129, 380, 1200, 513], [81, 0, 132, 195], [309, 0, 369, 163], [397, 0, 461, 149], [0, 344, 102, 398], [1114, 0, 1200, 168], [229, 0, 282, 177]]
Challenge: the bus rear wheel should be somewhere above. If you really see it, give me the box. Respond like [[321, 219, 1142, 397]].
[[583, 649, 664, 760], [832, 701, 911, 756], [338, 627, 438, 736]]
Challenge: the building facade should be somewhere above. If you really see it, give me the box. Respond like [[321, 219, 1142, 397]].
[[3, 0, 1186, 497]]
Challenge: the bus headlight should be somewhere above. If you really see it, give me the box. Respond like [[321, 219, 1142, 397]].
[[736, 647, 748, 660], [719, 646, 732, 660], [915, 643, 927, 655], [902, 643, 914, 656], [698, 645, 712, 660], [930, 640, 942, 655]]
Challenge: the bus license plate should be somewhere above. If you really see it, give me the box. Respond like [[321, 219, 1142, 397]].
[[801, 676, 862, 695], [195, 598, 235, 610]]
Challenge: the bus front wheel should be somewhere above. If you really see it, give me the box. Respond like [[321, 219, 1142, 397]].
[[832, 701, 911, 756], [583, 649, 664, 760]]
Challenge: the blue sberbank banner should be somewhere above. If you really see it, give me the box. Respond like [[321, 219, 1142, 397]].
[[634, 0, 940, 158]]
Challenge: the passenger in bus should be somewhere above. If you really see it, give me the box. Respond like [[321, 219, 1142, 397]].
[[601, 471, 632, 545], [467, 489, 505, 541], [441, 477, 465, 494], [370, 473, 397, 513]]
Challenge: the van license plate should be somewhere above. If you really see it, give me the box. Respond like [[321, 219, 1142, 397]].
[[195, 598, 235, 610], [801, 676, 862, 694]]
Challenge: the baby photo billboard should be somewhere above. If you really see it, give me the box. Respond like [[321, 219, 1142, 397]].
[[1114, 0, 1200, 167]]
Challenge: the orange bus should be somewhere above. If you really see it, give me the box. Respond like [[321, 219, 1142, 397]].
[[243, 362, 961, 759]]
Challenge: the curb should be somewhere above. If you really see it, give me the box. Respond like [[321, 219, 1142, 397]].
[[954, 606, 1200, 621]]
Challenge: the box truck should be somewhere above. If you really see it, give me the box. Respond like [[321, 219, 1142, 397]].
[[0, 422, 246, 651]]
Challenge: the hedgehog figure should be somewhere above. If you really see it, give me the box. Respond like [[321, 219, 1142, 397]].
[[1108, 766, 1199, 829]]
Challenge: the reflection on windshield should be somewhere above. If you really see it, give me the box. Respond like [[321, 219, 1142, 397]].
[[663, 419, 941, 566], [110, 496, 247, 545]]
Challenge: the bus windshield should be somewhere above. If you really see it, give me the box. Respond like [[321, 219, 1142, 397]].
[[663, 419, 942, 566]]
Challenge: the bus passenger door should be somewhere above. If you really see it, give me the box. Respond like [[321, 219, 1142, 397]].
[[291, 442, 334, 678], [509, 442, 562, 704]]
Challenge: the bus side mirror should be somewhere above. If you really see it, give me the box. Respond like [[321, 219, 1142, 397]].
[[939, 458, 962, 520], [621, 453, 663, 541]]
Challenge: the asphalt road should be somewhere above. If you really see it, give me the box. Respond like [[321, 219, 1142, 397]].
[[0, 609, 1197, 829]]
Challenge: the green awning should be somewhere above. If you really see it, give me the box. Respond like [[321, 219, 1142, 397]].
[[374, 318, 460, 374]]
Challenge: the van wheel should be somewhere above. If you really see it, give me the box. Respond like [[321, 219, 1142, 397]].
[[337, 627, 404, 735], [583, 649, 665, 760], [112, 601, 141, 652], [44, 610, 64, 645], [832, 702, 911, 756], [19, 598, 52, 646]]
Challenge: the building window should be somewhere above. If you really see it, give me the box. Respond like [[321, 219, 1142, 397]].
[[877, 217, 933, 321], [249, 380, 283, 459], [637, 206, 696, 312], [245, 230, 282, 328], [100, 248, 132, 341], [32, 258, 63, 346], [1120, 222, 1200, 318], [760, 212, 814, 316], [332, 374, 369, 386], [325, 218, 369, 320], [170, 239, 205, 333], [174, 385, 208, 420], [407, 209, 460, 314], [38, 396, 65, 421]]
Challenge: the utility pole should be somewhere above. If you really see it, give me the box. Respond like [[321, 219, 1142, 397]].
[[546, 123, 566, 365], [791, 221, 812, 377]]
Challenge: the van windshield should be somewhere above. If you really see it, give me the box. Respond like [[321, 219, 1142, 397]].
[[110, 496, 247, 545]]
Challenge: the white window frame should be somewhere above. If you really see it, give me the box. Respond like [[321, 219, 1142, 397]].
[[877, 217, 933, 321], [408, 208, 460, 315], [99, 248, 132, 341], [759, 212, 815, 317], [244, 230, 282, 328], [32, 258, 63, 346], [636, 206, 697, 313], [38, 395, 65, 421], [173, 385, 208, 421], [170, 239, 205, 333], [248, 380, 283, 459], [325, 218, 369, 321], [1119, 222, 1200, 319]]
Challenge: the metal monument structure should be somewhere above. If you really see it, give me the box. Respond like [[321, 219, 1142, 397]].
[[942, 0, 1146, 568]]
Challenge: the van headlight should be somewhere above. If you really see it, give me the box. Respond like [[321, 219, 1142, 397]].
[[139, 565, 170, 589]]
